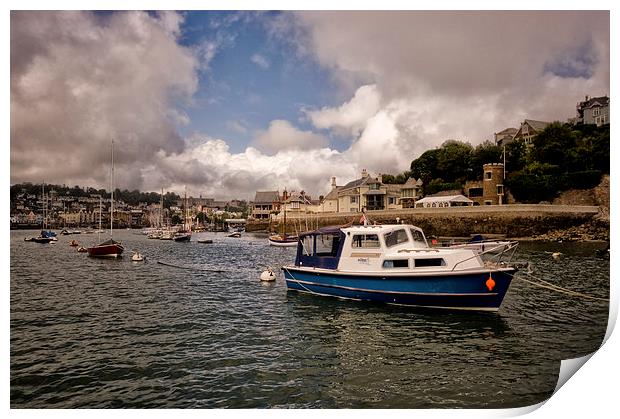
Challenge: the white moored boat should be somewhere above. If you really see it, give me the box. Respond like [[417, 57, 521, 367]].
[[283, 224, 521, 312]]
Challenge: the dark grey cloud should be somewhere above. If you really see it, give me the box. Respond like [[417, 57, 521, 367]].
[[11, 11, 198, 189]]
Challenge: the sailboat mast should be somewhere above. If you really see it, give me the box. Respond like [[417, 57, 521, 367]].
[[110, 139, 114, 238], [98, 196, 102, 242]]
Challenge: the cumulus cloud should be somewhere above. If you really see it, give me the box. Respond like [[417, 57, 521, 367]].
[[11, 11, 198, 189], [255, 10, 609, 185], [141, 134, 357, 200], [10, 11, 610, 201], [305, 84, 382, 137], [252, 119, 329, 154]]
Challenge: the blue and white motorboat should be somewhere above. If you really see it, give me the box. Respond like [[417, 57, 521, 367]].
[[282, 224, 520, 312]]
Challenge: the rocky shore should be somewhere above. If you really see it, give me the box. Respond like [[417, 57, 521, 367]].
[[532, 175, 609, 242]]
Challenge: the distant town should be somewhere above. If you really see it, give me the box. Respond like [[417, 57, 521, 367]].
[[10, 95, 610, 230]]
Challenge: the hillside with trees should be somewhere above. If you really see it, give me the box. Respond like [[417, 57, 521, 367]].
[[383, 122, 609, 203]]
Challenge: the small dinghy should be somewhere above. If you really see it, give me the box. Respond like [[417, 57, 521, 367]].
[[131, 251, 145, 262], [69, 239, 80, 247], [197, 238, 213, 244], [227, 232, 241, 238]]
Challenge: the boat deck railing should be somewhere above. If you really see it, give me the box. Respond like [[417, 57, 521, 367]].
[[451, 241, 519, 272]]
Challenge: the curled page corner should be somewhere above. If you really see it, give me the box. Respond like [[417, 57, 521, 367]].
[[554, 353, 595, 394]]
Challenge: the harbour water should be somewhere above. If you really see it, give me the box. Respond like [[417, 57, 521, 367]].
[[10, 230, 609, 408]]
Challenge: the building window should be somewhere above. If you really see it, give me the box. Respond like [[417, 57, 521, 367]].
[[593, 108, 600, 116], [369, 183, 379, 190], [485, 171, 492, 180], [388, 197, 396, 205], [497, 185, 504, 195], [291, 201, 300, 209], [350, 196, 358, 204], [469, 187, 483, 197], [484, 200, 493, 205]]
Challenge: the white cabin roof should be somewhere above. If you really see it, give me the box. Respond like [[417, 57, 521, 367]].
[[340, 224, 424, 235]]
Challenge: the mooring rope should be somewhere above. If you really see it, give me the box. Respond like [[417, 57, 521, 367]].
[[512, 270, 608, 302]]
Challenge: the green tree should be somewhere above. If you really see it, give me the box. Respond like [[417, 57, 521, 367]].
[[410, 148, 440, 186], [531, 122, 577, 172], [436, 140, 473, 183], [469, 141, 503, 179]]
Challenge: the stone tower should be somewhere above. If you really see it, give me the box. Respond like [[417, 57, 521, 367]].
[[482, 163, 505, 205]]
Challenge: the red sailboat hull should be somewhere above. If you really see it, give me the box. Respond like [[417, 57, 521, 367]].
[[87, 242, 124, 258]]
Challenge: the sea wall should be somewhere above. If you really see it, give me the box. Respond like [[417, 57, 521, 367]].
[[246, 204, 601, 238]]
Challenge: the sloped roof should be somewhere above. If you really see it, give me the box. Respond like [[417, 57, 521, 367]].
[[495, 127, 518, 136], [403, 177, 422, 188], [254, 191, 280, 204], [524, 119, 551, 132], [284, 191, 312, 204], [323, 187, 341, 201], [581, 96, 609, 109]]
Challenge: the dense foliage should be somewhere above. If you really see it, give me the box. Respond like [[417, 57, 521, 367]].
[[505, 123, 609, 203], [382, 122, 608, 202]]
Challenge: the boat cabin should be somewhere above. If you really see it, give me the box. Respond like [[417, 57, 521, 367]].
[[295, 224, 469, 271]]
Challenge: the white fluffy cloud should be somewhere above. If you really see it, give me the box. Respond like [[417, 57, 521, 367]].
[[252, 119, 329, 154], [11, 11, 610, 201], [142, 134, 357, 200], [305, 84, 382, 137]]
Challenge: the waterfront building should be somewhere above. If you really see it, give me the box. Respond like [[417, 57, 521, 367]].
[[574, 95, 610, 126], [512, 119, 551, 146], [494, 127, 518, 147], [251, 191, 281, 219], [465, 163, 506, 205], [399, 177, 424, 208]]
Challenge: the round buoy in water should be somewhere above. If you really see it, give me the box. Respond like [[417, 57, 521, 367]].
[[552, 252, 562, 260], [260, 269, 276, 282]]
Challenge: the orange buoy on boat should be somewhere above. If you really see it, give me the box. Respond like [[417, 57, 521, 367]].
[[485, 274, 496, 291]]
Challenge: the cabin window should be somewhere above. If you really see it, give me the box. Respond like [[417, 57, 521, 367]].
[[352, 234, 380, 248], [383, 259, 409, 268], [409, 228, 426, 245], [414, 258, 446, 267], [301, 235, 314, 256], [315, 234, 341, 257], [384, 229, 409, 247]]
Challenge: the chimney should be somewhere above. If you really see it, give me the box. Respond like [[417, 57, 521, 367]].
[[361, 168, 368, 178], [331, 176, 337, 190]]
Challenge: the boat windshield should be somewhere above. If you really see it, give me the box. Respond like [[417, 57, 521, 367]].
[[384, 229, 409, 248], [409, 228, 428, 248]]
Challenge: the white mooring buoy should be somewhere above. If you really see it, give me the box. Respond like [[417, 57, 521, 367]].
[[551, 252, 562, 260], [260, 269, 277, 282]]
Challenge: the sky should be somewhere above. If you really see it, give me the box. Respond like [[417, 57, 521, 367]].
[[10, 10, 610, 200]]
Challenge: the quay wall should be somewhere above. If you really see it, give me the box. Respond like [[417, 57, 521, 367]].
[[246, 205, 601, 238]]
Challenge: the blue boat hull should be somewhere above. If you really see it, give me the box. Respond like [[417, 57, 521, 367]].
[[283, 267, 515, 311]]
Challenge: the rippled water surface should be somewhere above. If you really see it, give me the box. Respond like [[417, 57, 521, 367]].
[[10, 230, 609, 408]]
